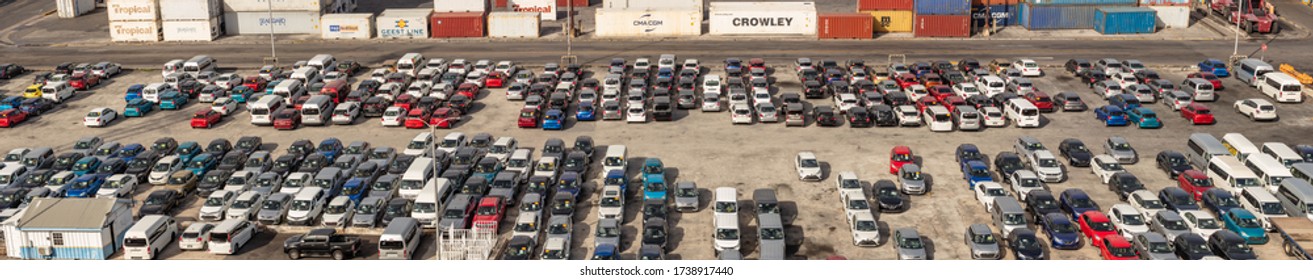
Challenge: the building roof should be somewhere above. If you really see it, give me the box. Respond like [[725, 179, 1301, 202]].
[[16, 198, 121, 230]]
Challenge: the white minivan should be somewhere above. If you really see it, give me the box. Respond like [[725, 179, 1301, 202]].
[[379, 217, 423, 260], [398, 157, 436, 200], [1259, 73, 1303, 103], [300, 95, 334, 126], [1006, 98, 1040, 128], [248, 95, 284, 125], [122, 215, 178, 260], [602, 145, 627, 175], [208, 218, 259, 255], [412, 178, 453, 228]]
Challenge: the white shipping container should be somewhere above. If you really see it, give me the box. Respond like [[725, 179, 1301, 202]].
[[223, 0, 330, 12], [224, 11, 322, 34], [489, 12, 541, 38], [163, 17, 222, 41], [322, 13, 375, 39], [1150, 6, 1190, 28], [603, 0, 704, 10], [161, 0, 222, 21], [434, 0, 488, 12], [708, 2, 816, 35], [57, 0, 97, 18], [595, 9, 702, 37], [377, 9, 432, 39], [109, 20, 162, 42], [509, 0, 558, 21], [106, 0, 160, 22]]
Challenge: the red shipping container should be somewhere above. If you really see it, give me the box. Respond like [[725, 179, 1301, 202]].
[[818, 13, 874, 39], [858, 0, 913, 11], [914, 14, 970, 37], [496, 0, 507, 7], [557, 0, 589, 7], [431, 12, 488, 38]]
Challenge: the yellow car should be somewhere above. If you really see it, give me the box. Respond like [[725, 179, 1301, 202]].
[[22, 85, 42, 99]]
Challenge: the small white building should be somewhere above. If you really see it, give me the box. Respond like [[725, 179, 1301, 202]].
[[2, 198, 134, 260]]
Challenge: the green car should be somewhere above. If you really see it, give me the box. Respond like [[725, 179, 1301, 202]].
[[159, 91, 188, 110], [1125, 107, 1161, 129], [123, 98, 153, 117], [229, 85, 256, 103]]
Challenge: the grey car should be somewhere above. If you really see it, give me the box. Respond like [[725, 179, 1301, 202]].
[[594, 218, 622, 248], [1150, 210, 1192, 240], [256, 192, 293, 225], [897, 164, 927, 195], [673, 181, 699, 212], [895, 228, 928, 260], [757, 214, 786, 260], [1013, 136, 1047, 160], [547, 215, 573, 245], [1093, 80, 1123, 99], [1133, 232, 1178, 260], [352, 196, 385, 227], [1103, 136, 1138, 164], [1054, 92, 1087, 112], [965, 224, 1001, 260]]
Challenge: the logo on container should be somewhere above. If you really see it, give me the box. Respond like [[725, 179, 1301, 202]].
[[512, 4, 553, 13], [113, 25, 154, 36], [633, 14, 663, 32], [259, 17, 287, 26], [396, 19, 409, 28], [110, 4, 154, 16], [731, 17, 793, 27], [176, 27, 200, 33]]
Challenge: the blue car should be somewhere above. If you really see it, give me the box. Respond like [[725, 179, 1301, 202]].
[[576, 101, 597, 121], [1040, 213, 1082, 250], [265, 80, 282, 96], [71, 156, 102, 176], [342, 178, 368, 204], [159, 91, 188, 110], [114, 144, 146, 162], [1108, 94, 1140, 111], [1125, 107, 1161, 129], [63, 174, 109, 198], [642, 158, 664, 180], [542, 109, 564, 130], [175, 141, 201, 163], [124, 84, 145, 102], [1093, 105, 1128, 126], [1222, 209, 1268, 244], [1059, 189, 1100, 220], [318, 138, 344, 162], [123, 98, 154, 117], [643, 176, 668, 201], [1202, 188, 1242, 214], [186, 153, 217, 175], [961, 160, 993, 189], [604, 170, 628, 193], [229, 85, 255, 103], [1198, 59, 1230, 77], [657, 68, 674, 79], [558, 172, 582, 199], [592, 244, 619, 260], [0, 96, 22, 111], [471, 158, 504, 182]]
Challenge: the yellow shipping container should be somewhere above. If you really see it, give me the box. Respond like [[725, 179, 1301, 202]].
[[866, 10, 913, 33]]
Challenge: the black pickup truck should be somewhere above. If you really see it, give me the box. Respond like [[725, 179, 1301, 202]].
[[283, 228, 362, 260]]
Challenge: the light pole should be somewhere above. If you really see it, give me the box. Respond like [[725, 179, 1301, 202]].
[[1234, 0, 1243, 56], [267, 0, 278, 66]]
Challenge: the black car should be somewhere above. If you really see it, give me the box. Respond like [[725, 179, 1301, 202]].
[[642, 217, 669, 252], [1134, 70, 1161, 84], [965, 95, 997, 109], [286, 139, 315, 157], [53, 62, 73, 75], [1106, 172, 1145, 201], [955, 144, 987, 165], [138, 190, 183, 217], [871, 105, 898, 127], [381, 198, 412, 226], [1057, 139, 1093, 167], [197, 170, 232, 197], [14, 169, 55, 189], [642, 199, 668, 224], [957, 59, 981, 72], [1208, 230, 1257, 260], [884, 92, 910, 106], [94, 158, 127, 176], [298, 154, 330, 174], [0, 187, 32, 209], [271, 154, 303, 174], [205, 138, 232, 157], [216, 151, 248, 172], [151, 137, 178, 155], [502, 236, 536, 260], [1173, 234, 1214, 260], [847, 107, 872, 127], [1024, 190, 1063, 222], [50, 152, 85, 171], [387, 155, 416, 175], [1064, 59, 1092, 74], [1155, 150, 1192, 179], [803, 80, 825, 98], [1007, 228, 1047, 260], [19, 98, 55, 116], [994, 152, 1025, 183], [235, 136, 263, 154], [0, 64, 27, 79], [874, 180, 904, 212], [1158, 187, 1200, 211], [123, 150, 158, 183], [813, 106, 841, 127]]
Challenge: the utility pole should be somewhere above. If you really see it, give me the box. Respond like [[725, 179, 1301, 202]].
[[267, 0, 278, 66], [1234, 0, 1243, 56]]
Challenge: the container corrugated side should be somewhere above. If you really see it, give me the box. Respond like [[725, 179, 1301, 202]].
[[868, 10, 913, 32], [222, 0, 329, 12], [557, 0, 589, 7], [109, 20, 162, 42], [322, 13, 375, 39], [163, 16, 222, 41], [161, 0, 221, 21], [972, 0, 1020, 6], [1149, 6, 1189, 28], [595, 9, 703, 37], [914, 0, 970, 15], [434, 0, 488, 12], [603, 0, 703, 10], [58, 0, 97, 18], [224, 11, 322, 34], [708, 2, 817, 35], [106, 0, 160, 22], [431, 12, 487, 38], [1019, 3, 1111, 30], [972, 4, 1016, 27], [914, 14, 970, 37], [377, 9, 432, 39], [1025, 0, 1137, 5], [1094, 7, 1156, 34], [510, 0, 560, 21], [489, 12, 541, 37], [858, 0, 913, 11], [1139, 0, 1189, 6], [818, 13, 874, 38]]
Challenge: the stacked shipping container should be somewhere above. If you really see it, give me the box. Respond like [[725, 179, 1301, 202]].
[[377, 9, 432, 39], [58, 0, 97, 18], [321, 13, 375, 39], [818, 13, 875, 38], [915, 0, 972, 37], [489, 12, 542, 38], [603, 0, 704, 10], [1093, 7, 1156, 34], [161, 0, 223, 41], [435, 0, 489, 12], [860, 0, 915, 34], [708, 2, 817, 36], [223, 0, 354, 35], [106, 0, 162, 42], [972, 0, 1019, 28]]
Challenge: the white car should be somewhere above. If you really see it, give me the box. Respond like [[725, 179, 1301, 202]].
[[178, 223, 214, 251], [1008, 170, 1045, 201], [702, 75, 722, 95], [321, 71, 346, 83], [713, 187, 739, 222], [447, 59, 469, 75], [225, 191, 264, 220], [730, 104, 753, 124], [834, 93, 860, 112], [625, 94, 645, 109], [1113, 72, 1139, 89], [756, 103, 779, 123], [842, 194, 872, 220], [511, 212, 541, 241], [896, 105, 921, 126], [952, 83, 981, 97], [981, 107, 1006, 127], [1090, 155, 1124, 183], [1127, 190, 1166, 220], [849, 212, 881, 246], [906, 85, 929, 100], [213, 73, 243, 89], [331, 102, 361, 125], [96, 174, 137, 198], [795, 152, 822, 182], [683, 59, 700, 75], [701, 94, 722, 112], [473, 59, 493, 74], [728, 90, 750, 107], [320, 196, 355, 227], [1029, 150, 1065, 183], [626, 107, 647, 123], [657, 54, 677, 70], [598, 185, 624, 220], [84, 108, 117, 127], [369, 69, 391, 83], [1012, 59, 1041, 77], [836, 172, 864, 201], [974, 182, 1009, 212], [148, 156, 182, 185], [199, 190, 236, 222], [210, 97, 237, 115], [1108, 204, 1151, 239], [1234, 98, 1277, 121], [494, 61, 517, 75], [465, 71, 487, 88], [1178, 210, 1223, 238], [381, 106, 406, 127], [506, 149, 534, 179], [752, 92, 772, 107], [405, 83, 431, 97]]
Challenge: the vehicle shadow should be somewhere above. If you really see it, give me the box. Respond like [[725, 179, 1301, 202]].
[[923, 237, 937, 260]]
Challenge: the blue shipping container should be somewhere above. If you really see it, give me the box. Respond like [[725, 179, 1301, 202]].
[[972, 5, 1016, 27], [1094, 7, 1156, 34], [1026, 0, 1138, 5], [917, 0, 972, 15], [1019, 3, 1133, 29]]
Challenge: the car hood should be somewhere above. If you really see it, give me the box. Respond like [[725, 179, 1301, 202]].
[[759, 241, 785, 259], [971, 243, 1001, 254], [674, 196, 697, 206], [878, 196, 903, 207], [898, 247, 927, 259], [138, 205, 167, 215], [1069, 152, 1092, 162]]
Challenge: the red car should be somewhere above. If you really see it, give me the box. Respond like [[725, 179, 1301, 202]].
[[393, 94, 416, 111], [485, 72, 507, 88], [190, 109, 223, 129], [928, 85, 954, 101], [518, 108, 540, 128], [1097, 235, 1138, 260], [1177, 170, 1213, 200], [914, 95, 939, 113], [1187, 72, 1224, 90], [471, 197, 505, 231], [889, 146, 914, 174], [69, 72, 101, 90], [1180, 103, 1215, 125], [0, 109, 29, 128], [429, 107, 461, 129], [272, 108, 301, 130], [242, 76, 268, 92], [1025, 91, 1055, 112], [456, 83, 480, 99], [920, 73, 944, 87], [941, 95, 967, 112], [894, 73, 920, 89], [404, 107, 431, 129], [749, 58, 767, 72], [1078, 211, 1119, 247]]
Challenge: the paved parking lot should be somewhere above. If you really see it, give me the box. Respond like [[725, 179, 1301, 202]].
[[0, 56, 1307, 260]]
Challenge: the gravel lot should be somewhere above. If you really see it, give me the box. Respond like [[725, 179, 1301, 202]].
[[0, 56, 1307, 260]]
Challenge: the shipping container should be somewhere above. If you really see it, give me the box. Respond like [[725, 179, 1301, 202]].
[[708, 2, 817, 35], [1149, 6, 1189, 28], [106, 0, 160, 22], [431, 12, 487, 38], [603, 0, 703, 10], [858, 0, 913, 11], [161, 0, 222, 21], [1026, 0, 1137, 5], [223, 0, 330, 12], [972, 4, 1015, 27], [489, 11, 541, 37], [914, 14, 971, 37], [817, 13, 874, 39], [595, 9, 703, 37], [1018, 3, 1121, 29], [224, 11, 322, 34], [377, 9, 432, 39], [163, 16, 222, 41], [58, 0, 97, 18], [322, 13, 375, 39], [110, 20, 162, 42], [557, 0, 589, 7], [1094, 7, 1155, 34], [1139, 0, 1189, 5], [915, 0, 970, 15], [510, 0, 560, 21], [435, 0, 488, 12], [868, 10, 914, 32], [972, 0, 1020, 6]]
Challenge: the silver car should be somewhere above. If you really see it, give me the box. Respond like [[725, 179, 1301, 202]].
[[756, 103, 779, 123], [320, 196, 355, 227], [1030, 150, 1065, 183], [894, 227, 928, 260], [673, 181, 699, 212], [594, 218, 621, 248], [1150, 210, 1192, 240], [1104, 137, 1138, 164], [701, 93, 722, 112], [602, 101, 624, 120], [898, 164, 927, 195], [1093, 80, 1123, 99], [256, 192, 293, 225], [757, 214, 786, 260], [546, 215, 572, 246], [1132, 232, 1178, 260], [351, 197, 385, 227], [964, 224, 1001, 259]]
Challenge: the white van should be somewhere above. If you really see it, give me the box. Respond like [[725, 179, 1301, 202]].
[[300, 95, 334, 126], [602, 145, 627, 175], [290, 67, 319, 84], [398, 157, 436, 200], [286, 187, 327, 226], [1262, 143, 1304, 167], [1246, 153, 1294, 193], [0, 165, 28, 189], [272, 79, 305, 103], [397, 53, 426, 76], [1181, 78, 1215, 102], [1292, 163, 1313, 183], [162, 59, 185, 78], [208, 218, 258, 255], [954, 106, 982, 131], [411, 178, 452, 228], [712, 213, 741, 254], [923, 105, 953, 132], [1207, 156, 1263, 195], [974, 75, 1006, 97], [1188, 133, 1231, 169], [379, 217, 422, 260], [1259, 73, 1304, 103], [40, 82, 75, 103], [248, 95, 284, 125], [183, 55, 216, 76], [1240, 187, 1288, 231], [141, 83, 173, 103], [403, 133, 433, 156], [122, 215, 178, 260], [1221, 133, 1261, 161], [1005, 98, 1040, 128], [307, 54, 336, 74]]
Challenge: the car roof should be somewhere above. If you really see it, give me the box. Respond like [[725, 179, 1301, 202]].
[[895, 228, 919, 238]]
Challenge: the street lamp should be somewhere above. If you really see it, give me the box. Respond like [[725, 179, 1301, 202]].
[[267, 0, 278, 66]]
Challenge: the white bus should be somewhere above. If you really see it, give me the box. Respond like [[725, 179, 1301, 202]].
[[1005, 98, 1040, 128], [1207, 156, 1262, 196], [922, 105, 953, 132], [1259, 72, 1303, 103]]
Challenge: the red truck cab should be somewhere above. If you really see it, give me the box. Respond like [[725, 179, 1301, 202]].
[[472, 197, 506, 230], [890, 146, 914, 174]]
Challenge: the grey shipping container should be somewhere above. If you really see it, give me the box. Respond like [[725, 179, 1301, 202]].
[[915, 0, 971, 15], [224, 11, 322, 34], [223, 0, 330, 12]]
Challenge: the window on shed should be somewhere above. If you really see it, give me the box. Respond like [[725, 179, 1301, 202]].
[[51, 233, 64, 246]]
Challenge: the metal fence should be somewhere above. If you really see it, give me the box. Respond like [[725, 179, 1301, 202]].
[[437, 223, 497, 260]]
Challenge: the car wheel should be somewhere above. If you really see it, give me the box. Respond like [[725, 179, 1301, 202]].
[[288, 249, 301, 259], [332, 250, 346, 260]]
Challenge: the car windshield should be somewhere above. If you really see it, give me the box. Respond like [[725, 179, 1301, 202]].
[[548, 223, 569, 235], [325, 203, 350, 214], [715, 228, 740, 240], [902, 171, 922, 181], [854, 220, 878, 231], [1227, 243, 1254, 255], [899, 237, 924, 249], [441, 209, 464, 219], [1038, 159, 1058, 168], [760, 228, 784, 240], [985, 188, 1006, 196], [204, 197, 226, 207], [144, 194, 170, 205], [645, 183, 666, 192], [515, 222, 538, 233], [167, 175, 189, 184], [1261, 203, 1287, 215], [970, 168, 991, 178], [1120, 214, 1146, 225], [799, 159, 819, 168], [841, 179, 860, 189], [1052, 221, 1078, 233], [290, 200, 314, 211], [1236, 216, 1261, 228], [1109, 246, 1137, 257], [476, 206, 497, 216], [972, 233, 997, 244], [847, 199, 870, 210], [1234, 178, 1261, 188], [1088, 220, 1115, 231]]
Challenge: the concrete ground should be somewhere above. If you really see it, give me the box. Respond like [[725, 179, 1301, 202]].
[[0, 54, 1307, 260]]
